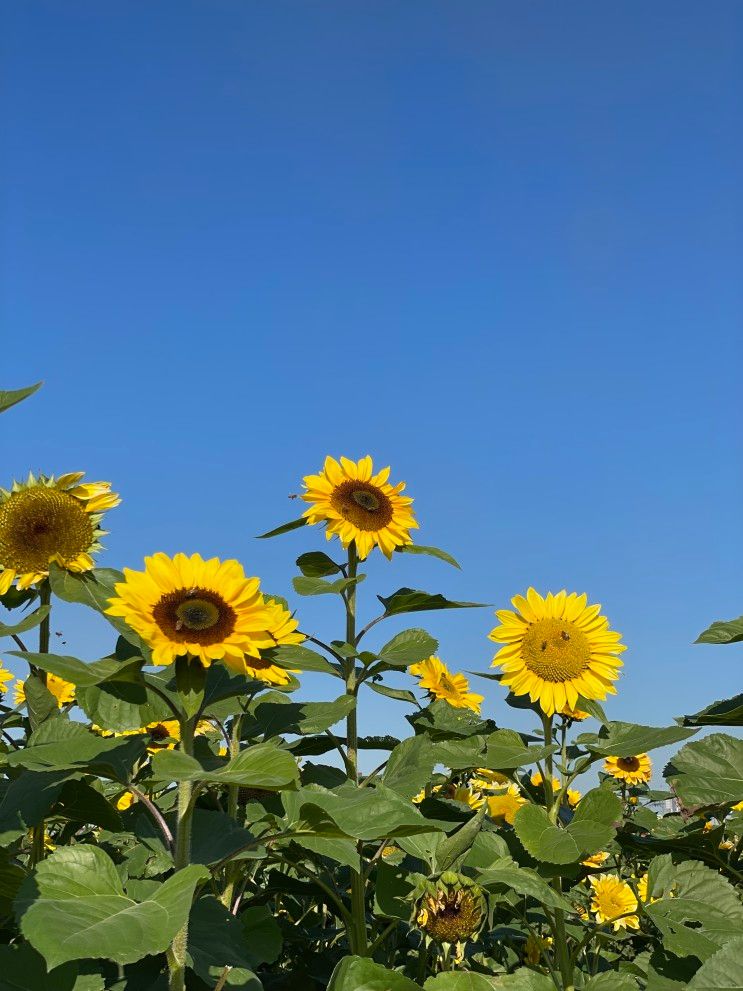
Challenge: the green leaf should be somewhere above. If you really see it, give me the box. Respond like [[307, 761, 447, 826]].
[[241, 904, 283, 967], [585, 977, 638, 991], [296, 551, 341, 577], [482, 729, 555, 770], [55, 780, 122, 832], [513, 804, 581, 864], [0, 381, 42, 414], [367, 681, 418, 704], [477, 858, 574, 911], [408, 699, 493, 740], [23, 676, 60, 730], [695, 615, 743, 645], [0, 944, 77, 991], [577, 721, 697, 757], [150, 741, 299, 789], [175, 655, 206, 718], [16, 846, 207, 969], [378, 588, 486, 617], [241, 694, 355, 738], [0, 605, 50, 637], [188, 896, 259, 985], [572, 787, 623, 826], [328, 957, 422, 991], [377, 628, 438, 667], [6, 720, 146, 780], [292, 574, 364, 596], [373, 859, 415, 920], [257, 516, 307, 539], [688, 937, 743, 988], [434, 806, 486, 872], [10, 650, 143, 689], [396, 544, 461, 569], [290, 783, 443, 840], [679, 694, 743, 728], [492, 970, 555, 990], [0, 770, 72, 843], [425, 973, 501, 990], [269, 643, 339, 675], [384, 736, 437, 799], [75, 676, 174, 733], [665, 733, 743, 807]]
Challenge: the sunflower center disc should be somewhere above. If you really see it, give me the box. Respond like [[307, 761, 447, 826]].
[[175, 597, 221, 631], [330, 480, 394, 531], [0, 487, 94, 572], [618, 756, 640, 772], [521, 618, 591, 682], [352, 489, 380, 511], [152, 586, 238, 645]]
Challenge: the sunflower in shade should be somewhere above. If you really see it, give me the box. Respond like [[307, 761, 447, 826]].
[[489, 588, 626, 716], [589, 874, 639, 930], [409, 656, 483, 713], [0, 472, 119, 593], [301, 455, 418, 559], [14, 673, 75, 708]]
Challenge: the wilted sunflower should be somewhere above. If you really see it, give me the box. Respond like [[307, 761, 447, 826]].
[[14, 673, 75, 708], [409, 655, 483, 713], [489, 588, 626, 716], [301, 455, 418, 559], [604, 753, 652, 785], [106, 552, 286, 668], [589, 874, 639, 930], [414, 872, 487, 945], [486, 784, 527, 825], [0, 472, 119, 593]]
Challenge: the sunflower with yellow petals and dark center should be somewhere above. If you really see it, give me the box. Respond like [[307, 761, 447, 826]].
[[0, 472, 119, 593]]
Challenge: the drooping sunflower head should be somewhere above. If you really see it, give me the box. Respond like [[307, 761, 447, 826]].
[[489, 588, 626, 716], [106, 553, 287, 668], [301, 455, 418, 559], [589, 874, 639, 930], [0, 472, 120, 593], [486, 783, 527, 825], [14, 673, 76, 708], [603, 753, 652, 786], [409, 656, 484, 714], [414, 872, 487, 945]]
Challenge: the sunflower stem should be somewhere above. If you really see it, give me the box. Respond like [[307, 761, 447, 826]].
[[30, 581, 53, 867], [168, 713, 196, 991], [220, 714, 243, 909]]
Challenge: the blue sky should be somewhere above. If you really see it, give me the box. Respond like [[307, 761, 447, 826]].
[[2, 2, 741, 776]]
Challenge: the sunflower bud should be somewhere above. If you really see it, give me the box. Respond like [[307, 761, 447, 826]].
[[413, 871, 487, 946]]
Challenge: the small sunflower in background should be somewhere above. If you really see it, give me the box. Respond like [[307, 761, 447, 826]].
[[560, 703, 589, 721], [486, 783, 527, 825], [582, 850, 610, 869], [116, 791, 136, 812], [0, 663, 13, 695], [409, 655, 484, 713], [106, 552, 296, 669], [471, 768, 509, 791], [14, 673, 75, 708], [0, 472, 119, 593], [489, 588, 626, 716], [604, 753, 652, 785], [301, 455, 418, 559], [589, 874, 639, 930]]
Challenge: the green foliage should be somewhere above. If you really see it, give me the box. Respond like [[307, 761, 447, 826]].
[[665, 733, 743, 806]]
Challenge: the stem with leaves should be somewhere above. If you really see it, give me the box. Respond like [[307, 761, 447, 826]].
[[167, 710, 197, 991]]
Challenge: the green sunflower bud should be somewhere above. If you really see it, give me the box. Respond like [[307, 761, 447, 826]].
[[413, 871, 487, 946]]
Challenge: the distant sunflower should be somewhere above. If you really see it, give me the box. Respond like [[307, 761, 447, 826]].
[[487, 784, 527, 825], [582, 850, 610, 869], [560, 704, 589, 721], [14, 673, 75, 708], [0, 663, 13, 695], [471, 768, 509, 791], [106, 552, 281, 668], [409, 656, 483, 713], [604, 753, 652, 785], [0, 472, 119, 593], [301, 455, 418, 559], [489, 588, 626, 716], [589, 874, 639, 930], [442, 784, 484, 809], [94, 718, 212, 752], [636, 873, 658, 906]]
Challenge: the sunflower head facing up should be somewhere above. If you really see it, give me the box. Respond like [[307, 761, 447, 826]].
[[106, 552, 293, 669], [414, 872, 487, 946], [409, 655, 484, 714], [0, 472, 120, 593], [489, 588, 626, 716], [301, 455, 418, 560], [604, 753, 652, 786], [14, 673, 76, 708], [589, 874, 639, 930]]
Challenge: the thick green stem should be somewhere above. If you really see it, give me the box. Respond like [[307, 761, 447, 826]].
[[168, 716, 196, 991], [541, 714, 573, 988], [220, 715, 243, 909], [30, 582, 52, 866]]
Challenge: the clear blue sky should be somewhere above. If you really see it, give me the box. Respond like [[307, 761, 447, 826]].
[[2, 2, 741, 775]]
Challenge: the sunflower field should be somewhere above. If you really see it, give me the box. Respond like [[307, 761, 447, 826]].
[[0, 381, 742, 991]]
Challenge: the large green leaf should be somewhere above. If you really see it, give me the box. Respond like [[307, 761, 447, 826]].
[[384, 736, 437, 799], [292, 575, 364, 597], [76, 676, 175, 733], [425, 974, 501, 990], [679, 694, 743, 728], [688, 937, 743, 988], [665, 733, 743, 806], [408, 700, 493, 740], [477, 858, 574, 911], [240, 904, 283, 967], [188, 896, 259, 987], [577, 721, 697, 757], [11, 650, 143, 688], [0, 606, 50, 638], [0, 769, 72, 843], [269, 643, 339, 675], [378, 587, 486, 617], [396, 544, 461, 569], [55, 780, 122, 831], [481, 729, 555, 770], [695, 615, 743, 645], [296, 551, 341, 577], [513, 792, 619, 864], [0, 381, 42, 414], [328, 956, 421, 991], [289, 783, 444, 840], [377, 628, 438, 667], [241, 694, 355, 739], [5, 720, 146, 780], [150, 741, 298, 789], [0, 944, 77, 991], [16, 846, 206, 968]]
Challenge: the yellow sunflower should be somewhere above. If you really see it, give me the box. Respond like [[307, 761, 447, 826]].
[[0, 472, 119, 593], [566, 788, 582, 808], [603, 753, 652, 786], [221, 596, 303, 685], [731, 800, 743, 812], [489, 588, 626, 716], [106, 552, 290, 668], [471, 768, 509, 791], [530, 771, 561, 793], [582, 850, 610, 869], [0, 663, 13, 694], [94, 718, 212, 752], [589, 874, 639, 930], [636, 872, 658, 905], [560, 704, 589, 721], [115, 791, 136, 812], [14, 673, 75, 707], [487, 784, 527, 825], [409, 656, 483, 713], [442, 784, 485, 809], [301, 455, 418, 559]]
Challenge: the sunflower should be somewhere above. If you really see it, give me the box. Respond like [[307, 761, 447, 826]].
[[524, 933, 553, 965], [489, 588, 626, 716], [94, 718, 212, 752], [115, 791, 136, 812], [443, 784, 485, 809], [0, 472, 119, 593], [487, 784, 527, 825], [14, 673, 75, 708], [582, 850, 610, 869], [731, 800, 743, 812], [471, 768, 509, 791], [0, 663, 13, 694], [636, 873, 658, 905], [106, 552, 287, 668], [301, 455, 418, 559], [566, 788, 582, 808], [560, 704, 589, 721], [589, 874, 639, 930], [220, 596, 303, 685], [530, 771, 561, 793], [603, 753, 652, 786], [414, 872, 487, 945], [409, 656, 483, 713]]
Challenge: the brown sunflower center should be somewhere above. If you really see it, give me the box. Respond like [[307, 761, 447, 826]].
[[0, 487, 94, 573], [152, 587, 237, 645], [420, 890, 482, 943], [330, 480, 393, 532], [617, 756, 640, 772], [521, 618, 591, 683]]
